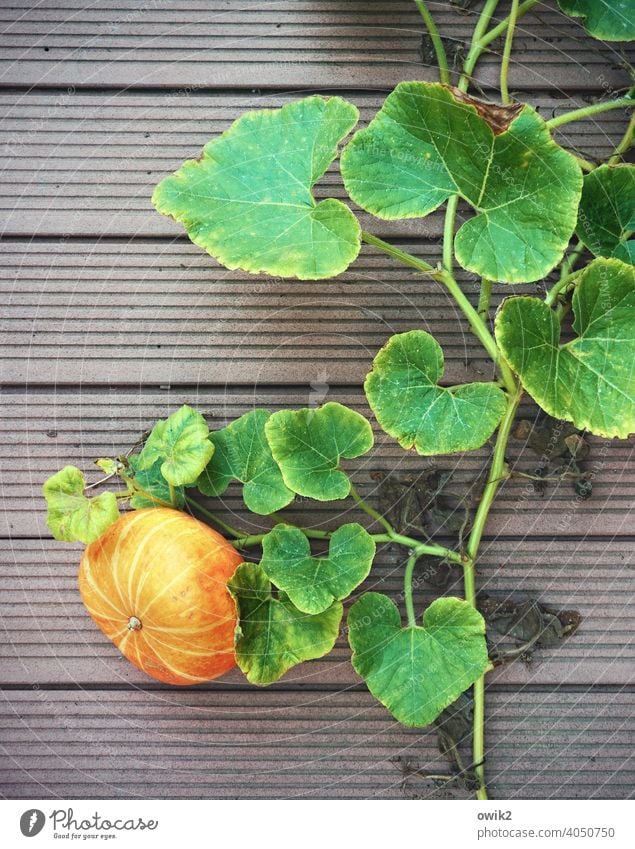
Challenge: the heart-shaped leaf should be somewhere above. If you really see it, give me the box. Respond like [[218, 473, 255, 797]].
[[265, 402, 374, 501], [365, 330, 507, 455], [557, 0, 635, 41], [229, 562, 342, 685], [127, 454, 185, 509], [153, 96, 361, 280], [348, 592, 488, 727], [341, 82, 581, 283], [196, 409, 294, 515], [496, 258, 635, 438], [43, 466, 119, 544], [576, 165, 635, 264], [137, 405, 214, 487], [259, 523, 376, 614]]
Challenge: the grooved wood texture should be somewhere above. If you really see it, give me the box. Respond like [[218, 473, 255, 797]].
[[1, 0, 634, 801]]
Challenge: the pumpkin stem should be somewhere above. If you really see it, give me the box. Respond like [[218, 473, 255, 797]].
[[127, 616, 143, 631]]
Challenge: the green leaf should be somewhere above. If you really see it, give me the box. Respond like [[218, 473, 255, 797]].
[[137, 405, 214, 487], [265, 402, 374, 501], [365, 330, 507, 455], [95, 457, 119, 476], [127, 454, 184, 509], [576, 165, 635, 264], [496, 258, 635, 438], [229, 562, 342, 685], [348, 593, 488, 727], [341, 82, 581, 283], [153, 96, 361, 280], [197, 409, 293, 515], [557, 0, 635, 41], [43, 466, 119, 544], [259, 523, 376, 614]]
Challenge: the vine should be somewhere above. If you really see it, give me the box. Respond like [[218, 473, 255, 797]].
[[43, 1, 634, 799]]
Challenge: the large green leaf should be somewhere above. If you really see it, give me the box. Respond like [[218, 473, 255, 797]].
[[229, 562, 342, 685], [153, 96, 361, 280], [137, 405, 214, 487], [557, 1, 635, 41], [259, 523, 376, 614], [341, 82, 581, 283], [576, 165, 635, 264], [496, 258, 635, 438], [348, 593, 488, 727], [365, 330, 507, 455], [196, 409, 293, 515], [43, 466, 119, 544], [127, 454, 185, 509], [265, 402, 374, 501]]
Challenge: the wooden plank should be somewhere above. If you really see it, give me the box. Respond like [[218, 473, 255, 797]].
[[0, 533, 632, 687], [1, 388, 633, 539], [2, 236, 630, 387], [0, 92, 631, 239], [0, 687, 632, 799], [0, 1, 630, 91]]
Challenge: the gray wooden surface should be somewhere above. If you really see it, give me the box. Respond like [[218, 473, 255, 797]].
[[1, 0, 633, 800]]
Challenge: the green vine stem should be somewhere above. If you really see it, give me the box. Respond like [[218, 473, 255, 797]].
[[500, 0, 519, 104], [404, 551, 421, 627], [463, 385, 522, 800], [414, 0, 450, 84], [477, 278, 493, 322], [458, 0, 501, 92], [609, 112, 634, 163], [361, 232, 517, 394], [546, 97, 634, 130]]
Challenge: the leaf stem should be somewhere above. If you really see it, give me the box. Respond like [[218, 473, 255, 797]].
[[458, 0, 502, 93], [546, 97, 634, 130], [609, 112, 635, 164], [362, 232, 516, 394], [168, 483, 177, 507], [414, 0, 450, 84], [500, 0, 519, 105], [477, 278, 493, 322], [404, 552, 420, 627], [443, 195, 459, 273], [349, 483, 394, 533], [183, 495, 245, 538], [545, 240, 585, 307]]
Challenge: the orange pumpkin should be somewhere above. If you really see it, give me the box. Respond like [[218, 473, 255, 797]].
[[79, 508, 243, 685]]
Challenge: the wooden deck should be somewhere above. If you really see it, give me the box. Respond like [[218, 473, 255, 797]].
[[1, 0, 634, 799]]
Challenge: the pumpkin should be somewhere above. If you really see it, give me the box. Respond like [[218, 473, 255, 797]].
[[79, 508, 243, 685]]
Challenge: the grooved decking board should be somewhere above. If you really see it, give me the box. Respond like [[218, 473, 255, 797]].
[[0, 536, 632, 687], [1, 388, 633, 538], [0, 688, 632, 799], [0, 93, 632, 238], [0, 1, 631, 91], [1, 238, 507, 385]]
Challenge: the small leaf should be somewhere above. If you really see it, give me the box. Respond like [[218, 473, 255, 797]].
[[153, 96, 361, 280], [127, 454, 185, 509], [496, 258, 635, 438], [43, 466, 119, 544], [341, 82, 581, 283], [348, 593, 488, 727], [557, 0, 635, 41], [95, 457, 119, 476], [259, 523, 376, 614], [576, 165, 635, 264], [365, 330, 507, 455], [229, 562, 342, 685], [265, 402, 374, 501], [137, 405, 214, 486], [197, 409, 293, 515]]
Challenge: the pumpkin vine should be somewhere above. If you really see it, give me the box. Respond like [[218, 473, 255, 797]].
[[44, 1, 635, 799]]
